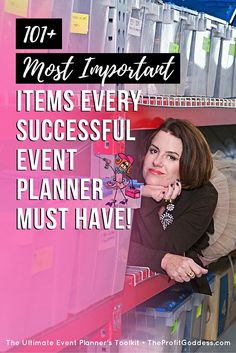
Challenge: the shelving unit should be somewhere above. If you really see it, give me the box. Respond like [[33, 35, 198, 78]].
[[127, 95, 236, 128], [61, 93, 236, 128], [2, 91, 235, 127], [137, 96, 236, 108], [11, 275, 174, 353], [4, 92, 234, 352]]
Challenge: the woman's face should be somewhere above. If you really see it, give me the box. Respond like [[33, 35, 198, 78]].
[[143, 130, 183, 187]]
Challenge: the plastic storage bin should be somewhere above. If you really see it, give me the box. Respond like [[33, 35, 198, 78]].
[[68, 227, 130, 314], [52, 0, 113, 53], [231, 29, 236, 97], [214, 25, 236, 98], [69, 223, 118, 313], [28, 0, 53, 18], [51, 0, 74, 52], [204, 266, 230, 340], [112, 227, 135, 295], [0, 172, 77, 352], [144, 4, 198, 97], [183, 274, 215, 353], [121, 286, 192, 353], [207, 18, 227, 97], [125, 0, 146, 54], [68, 194, 136, 314], [186, 14, 226, 97], [140, 2, 161, 53], [124, 0, 149, 92], [225, 257, 236, 328], [70, 0, 109, 53]]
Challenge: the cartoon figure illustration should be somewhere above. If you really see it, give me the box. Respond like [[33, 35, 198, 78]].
[[97, 153, 135, 207]]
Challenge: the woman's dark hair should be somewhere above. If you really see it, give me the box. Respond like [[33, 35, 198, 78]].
[[146, 118, 213, 189]]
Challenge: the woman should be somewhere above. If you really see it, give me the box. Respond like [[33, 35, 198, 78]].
[[127, 118, 218, 294]]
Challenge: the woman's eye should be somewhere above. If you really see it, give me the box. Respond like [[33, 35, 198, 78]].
[[149, 148, 157, 154], [167, 155, 177, 161]]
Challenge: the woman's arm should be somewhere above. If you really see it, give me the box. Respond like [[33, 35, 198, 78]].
[[141, 183, 217, 254], [161, 183, 218, 253], [127, 240, 168, 273], [128, 183, 217, 283], [127, 241, 208, 282]]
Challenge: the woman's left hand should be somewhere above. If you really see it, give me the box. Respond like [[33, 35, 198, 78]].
[[161, 253, 208, 282], [163, 179, 182, 203]]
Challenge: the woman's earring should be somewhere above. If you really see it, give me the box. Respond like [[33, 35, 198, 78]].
[[160, 201, 175, 230]]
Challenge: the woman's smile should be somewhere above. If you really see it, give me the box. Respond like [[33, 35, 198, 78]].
[[148, 168, 165, 176]]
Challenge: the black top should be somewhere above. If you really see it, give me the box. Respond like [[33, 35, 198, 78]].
[[127, 182, 218, 295]]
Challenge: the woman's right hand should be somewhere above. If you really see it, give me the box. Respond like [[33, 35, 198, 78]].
[[161, 253, 208, 283], [142, 179, 181, 203], [142, 184, 168, 202]]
